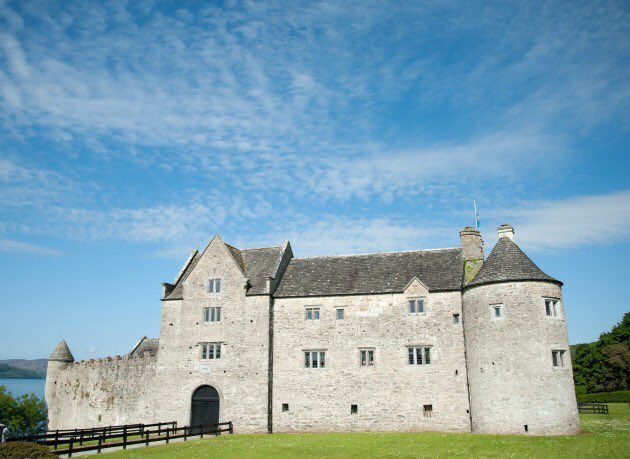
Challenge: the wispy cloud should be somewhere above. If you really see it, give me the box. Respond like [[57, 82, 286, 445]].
[[0, 238, 62, 255], [496, 190, 630, 251]]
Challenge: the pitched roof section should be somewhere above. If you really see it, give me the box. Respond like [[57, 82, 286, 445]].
[[240, 245, 287, 295], [49, 339, 74, 362], [163, 241, 290, 299], [129, 337, 159, 357], [163, 252, 201, 300], [274, 248, 464, 297], [466, 237, 561, 288]]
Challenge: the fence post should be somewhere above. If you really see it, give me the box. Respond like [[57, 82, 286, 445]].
[[200, 425, 204, 439], [80, 430, 84, 446], [184, 426, 187, 441], [216, 423, 221, 436], [68, 438, 74, 458], [158, 422, 161, 436], [54, 430, 59, 450], [98, 436, 102, 454], [123, 430, 127, 450], [229, 421, 233, 434], [166, 427, 170, 444], [145, 430, 149, 446]]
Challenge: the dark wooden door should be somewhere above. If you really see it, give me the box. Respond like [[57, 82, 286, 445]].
[[191, 385, 220, 433]]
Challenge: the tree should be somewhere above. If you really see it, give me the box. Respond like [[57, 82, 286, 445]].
[[0, 386, 47, 437], [571, 312, 630, 393]]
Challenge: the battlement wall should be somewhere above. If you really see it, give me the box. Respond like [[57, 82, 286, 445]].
[[45, 353, 158, 430]]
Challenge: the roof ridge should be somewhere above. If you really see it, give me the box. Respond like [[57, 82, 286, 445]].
[[294, 247, 461, 260], [239, 244, 285, 252]]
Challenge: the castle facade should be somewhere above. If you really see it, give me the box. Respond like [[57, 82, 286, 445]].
[[45, 224, 580, 435]]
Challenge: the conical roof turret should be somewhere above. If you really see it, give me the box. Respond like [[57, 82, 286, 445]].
[[49, 339, 75, 362], [466, 225, 561, 288]]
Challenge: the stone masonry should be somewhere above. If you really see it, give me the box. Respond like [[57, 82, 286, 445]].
[[46, 225, 580, 435]]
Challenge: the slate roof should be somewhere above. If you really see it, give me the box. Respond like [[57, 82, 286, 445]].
[[163, 242, 287, 299], [129, 337, 159, 356], [163, 252, 201, 300], [240, 246, 287, 295], [274, 248, 464, 297], [49, 339, 74, 362], [466, 237, 561, 288]]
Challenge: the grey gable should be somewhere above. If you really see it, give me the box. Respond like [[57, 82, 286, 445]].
[[274, 248, 464, 297], [466, 237, 561, 288], [129, 337, 159, 357], [163, 242, 289, 299]]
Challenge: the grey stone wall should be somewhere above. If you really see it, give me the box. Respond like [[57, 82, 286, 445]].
[[45, 354, 157, 430], [150, 238, 271, 433], [272, 282, 471, 433], [462, 281, 580, 435]]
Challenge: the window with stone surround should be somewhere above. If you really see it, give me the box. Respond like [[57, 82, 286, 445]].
[[304, 350, 326, 368], [545, 298, 560, 318], [453, 313, 460, 324], [305, 306, 320, 320], [336, 308, 345, 320], [552, 350, 566, 367], [359, 349, 374, 367], [206, 278, 221, 293], [423, 404, 433, 417], [408, 298, 426, 315], [201, 342, 221, 360], [203, 305, 221, 322], [491, 304, 503, 320], [407, 346, 431, 365]]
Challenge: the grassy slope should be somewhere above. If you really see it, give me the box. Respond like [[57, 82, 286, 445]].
[[103, 404, 630, 458]]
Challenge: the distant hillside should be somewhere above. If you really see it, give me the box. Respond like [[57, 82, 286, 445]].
[[0, 363, 45, 379], [571, 312, 629, 394], [0, 359, 48, 375]]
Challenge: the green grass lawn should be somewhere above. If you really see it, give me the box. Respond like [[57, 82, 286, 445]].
[[102, 404, 630, 458]]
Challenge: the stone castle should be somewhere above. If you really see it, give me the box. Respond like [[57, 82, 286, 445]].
[[45, 224, 580, 435]]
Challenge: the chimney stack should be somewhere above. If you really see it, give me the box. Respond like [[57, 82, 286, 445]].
[[497, 224, 515, 241], [460, 226, 484, 283]]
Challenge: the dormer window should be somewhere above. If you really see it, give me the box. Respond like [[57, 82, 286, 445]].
[[408, 298, 425, 315], [206, 278, 221, 293]]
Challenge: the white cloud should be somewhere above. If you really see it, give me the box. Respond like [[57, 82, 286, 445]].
[[497, 190, 630, 251], [0, 238, 62, 255]]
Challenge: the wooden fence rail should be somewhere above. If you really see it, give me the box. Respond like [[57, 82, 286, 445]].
[[8, 421, 178, 445], [577, 402, 609, 414], [56, 422, 233, 457]]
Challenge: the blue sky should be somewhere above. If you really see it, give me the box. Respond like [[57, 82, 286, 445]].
[[0, 0, 628, 360]]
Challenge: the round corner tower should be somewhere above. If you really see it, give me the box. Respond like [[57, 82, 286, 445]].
[[45, 339, 75, 429], [462, 224, 579, 435]]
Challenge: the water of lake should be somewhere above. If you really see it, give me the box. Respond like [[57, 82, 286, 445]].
[[0, 378, 46, 398]]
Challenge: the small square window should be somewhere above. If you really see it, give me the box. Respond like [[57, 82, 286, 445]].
[[453, 313, 460, 324], [545, 299, 559, 317], [552, 350, 566, 367], [423, 404, 433, 417], [282, 403, 289, 412], [491, 304, 503, 319], [336, 308, 345, 320], [408, 298, 426, 315], [360, 349, 375, 367], [351, 404, 358, 414], [305, 307, 320, 321]]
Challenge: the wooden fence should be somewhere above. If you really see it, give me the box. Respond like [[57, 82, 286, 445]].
[[9, 421, 233, 457], [577, 402, 609, 414]]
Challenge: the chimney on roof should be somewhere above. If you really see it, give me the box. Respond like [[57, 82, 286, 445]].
[[460, 227, 484, 262], [497, 224, 515, 241], [460, 226, 484, 284]]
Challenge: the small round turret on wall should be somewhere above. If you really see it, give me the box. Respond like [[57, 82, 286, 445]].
[[45, 339, 75, 429], [462, 225, 580, 435]]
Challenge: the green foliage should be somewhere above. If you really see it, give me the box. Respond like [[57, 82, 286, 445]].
[[571, 312, 629, 393], [0, 441, 58, 458], [0, 386, 47, 437], [577, 389, 630, 403], [0, 364, 44, 380], [464, 259, 483, 283]]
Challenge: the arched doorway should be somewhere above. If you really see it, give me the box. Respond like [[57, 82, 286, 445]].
[[190, 385, 220, 432]]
